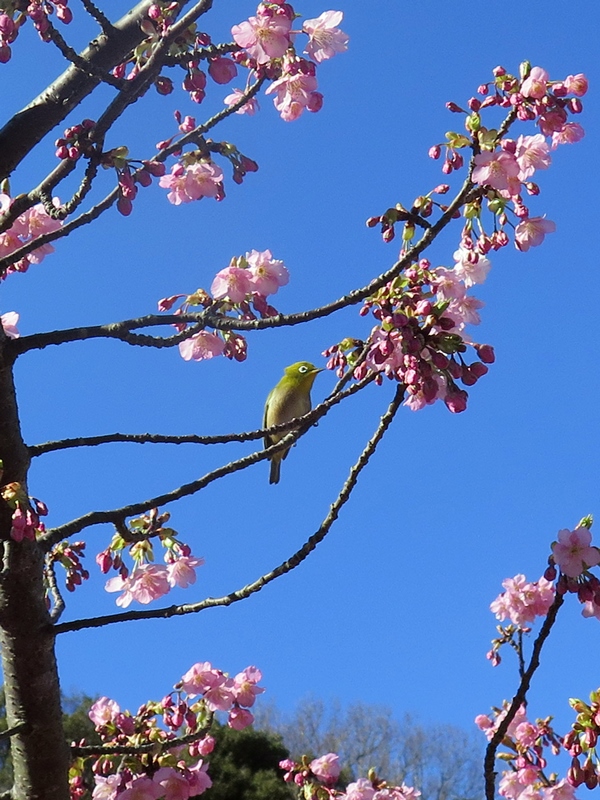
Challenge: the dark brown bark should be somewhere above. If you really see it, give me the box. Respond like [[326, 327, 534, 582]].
[[0, 1, 154, 181], [0, 336, 69, 799]]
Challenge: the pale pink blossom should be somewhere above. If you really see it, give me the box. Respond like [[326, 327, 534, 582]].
[[344, 779, 376, 800], [228, 706, 254, 730], [166, 555, 205, 588], [515, 721, 541, 748], [520, 67, 549, 99], [186, 761, 212, 796], [445, 295, 484, 329], [203, 680, 235, 712], [581, 598, 600, 621], [518, 787, 543, 800], [159, 161, 224, 204], [564, 73, 588, 97], [245, 249, 289, 295], [515, 134, 551, 180], [181, 661, 224, 697], [490, 575, 554, 627], [92, 774, 122, 800], [310, 753, 341, 783], [231, 14, 291, 64], [431, 266, 466, 301], [233, 666, 265, 706], [552, 526, 600, 577], [514, 216, 556, 252], [452, 248, 491, 287], [153, 767, 191, 800], [476, 704, 528, 742], [178, 331, 225, 362], [472, 150, 520, 192], [105, 564, 170, 607], [211, 266, 253, 303], [197, 735, 215, 755], [120, 776, 163, 800], [89, 697, 120, 727], [224, 88, 259, 115], [302, 11, 349, 63], [1, 311, 19, 338], [551, 123, 585, 148], [265, 70, 320, 122], [542, 779, 577, 800]]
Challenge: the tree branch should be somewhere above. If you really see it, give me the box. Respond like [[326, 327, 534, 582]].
[[79, 0, 115, 35], [71, 721, 212, 757], [483, 591, 565, 800], [0, 721, 29, 741], [54, 385, 404, 634], [40, 376, 374, 550]]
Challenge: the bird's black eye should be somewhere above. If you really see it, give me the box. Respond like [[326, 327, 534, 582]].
[[298, 365, 308, 374]]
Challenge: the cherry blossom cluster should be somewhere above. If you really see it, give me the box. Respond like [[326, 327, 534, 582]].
[[563, 689, 600, 789], [475, 705, 571, 800], [0, 481, 47, 542], [280, 753, 421, 800], [158, 248, 289, 363], [55, 118, 96, 161], [0, 1, 72, 63], [325, 64, 585, 414], [324, 256, 495, 414], [70, 662, 264, 800], [0, 193, 63, 277], [95, 508, 205, 607]]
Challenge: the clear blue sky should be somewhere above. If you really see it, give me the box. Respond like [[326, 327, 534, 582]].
[[2, 0, 599, 745]]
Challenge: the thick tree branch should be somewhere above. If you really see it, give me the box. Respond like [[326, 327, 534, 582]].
[[483, 591, 565, 800], [54, 385, 404, 634], [40, 376, 373, 549]]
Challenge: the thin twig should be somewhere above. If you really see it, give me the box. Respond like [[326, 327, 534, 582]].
[[0, 721, 29, 740], [44, 556, 66, 623], [40, 376, 373, 550], [54, 385, 404, 634], [79, 0, 114, 34], [483, 591, 565, 800], [46, 18, 124, 89]]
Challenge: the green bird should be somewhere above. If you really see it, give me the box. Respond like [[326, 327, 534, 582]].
[[263, 361, 323, 485]]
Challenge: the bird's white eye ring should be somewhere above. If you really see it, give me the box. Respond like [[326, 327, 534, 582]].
[[298, 365, 308, 374]]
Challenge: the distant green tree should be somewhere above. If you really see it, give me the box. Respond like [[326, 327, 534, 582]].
[[205, 722, 295, 800]]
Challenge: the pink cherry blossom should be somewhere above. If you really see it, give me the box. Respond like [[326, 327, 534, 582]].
[[88, 696, 120, 727], [344, 778, 376, 800], [265, 70, 320, 122], [302, 11, 349, 63], [166, 555, 205, 588], [159, 161, 224, 204], [197, 735, 215, 755], [490, 574, 555, 627], [228, 706, 254, 730], [564, 73, 588, 97], [1, 311, 19, 338], [181, 661, 224, 697], [203, 679, 235, 712], [472, 150, 521, 192], [514, 216, 556, 252], [224, 88, 259, 115], [431, 266, 466, 301], [120, 776, 163, 800], [105, 564, 170, 607], [581, 598, 600, 621], [310, 753, 341, 783], [233, 666, 265, 706], [552, 526, 600, 577], [153, 767, 191, 800], [245, 249, 289, 295], [211, 266, 253, 303], [520, 67, 549, 99], [186, 761, 212, 796], [542, 781, 577, 800], [92, 774, 122, 800], [178, 331, 225, 362], [551, 123, 585, 148], [515, 134, 551, 180], [208, 57, 237, 85], [231, 14, 291, 64], [445, 295, 484, 329], [452, 248, 491, 287]]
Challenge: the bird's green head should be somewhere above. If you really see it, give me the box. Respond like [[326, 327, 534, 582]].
[[282, 361, 323, 389]]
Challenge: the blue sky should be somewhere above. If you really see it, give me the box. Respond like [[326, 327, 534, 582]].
[[1, 0, 600, 752]]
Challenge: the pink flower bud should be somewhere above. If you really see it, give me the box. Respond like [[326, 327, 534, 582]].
[[208, 57, 237, 85], [155, 76, 174, 95], [478, 84, 489, 95], [446, 101, 463, 113], [429, 145, 441, 159]]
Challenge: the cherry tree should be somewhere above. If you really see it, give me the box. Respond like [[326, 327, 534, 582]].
[[0, 1, 593, 799]]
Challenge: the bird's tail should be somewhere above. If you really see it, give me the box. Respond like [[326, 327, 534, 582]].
[[269, 458, 281, 485]]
